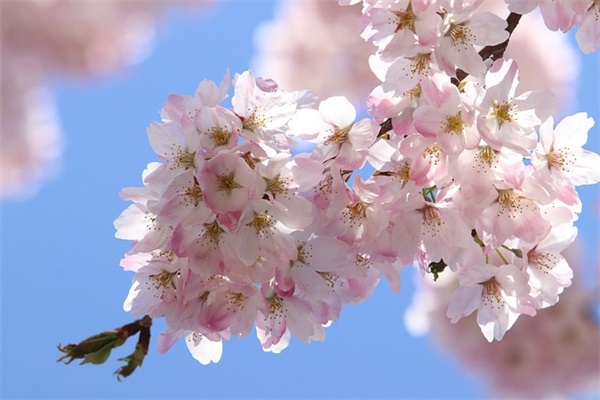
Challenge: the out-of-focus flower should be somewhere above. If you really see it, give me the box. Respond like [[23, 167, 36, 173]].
[[0, 0, 211, 200], [0, 60, 62, 199], [405, 247, 600, 398], [252, 0, 379, 105], [2, 0, 171, 77]]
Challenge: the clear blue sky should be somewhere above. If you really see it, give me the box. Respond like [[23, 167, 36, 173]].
[[1, 2, 598, 398]]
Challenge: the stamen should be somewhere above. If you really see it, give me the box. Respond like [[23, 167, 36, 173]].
[[216, 171, 242, 194]]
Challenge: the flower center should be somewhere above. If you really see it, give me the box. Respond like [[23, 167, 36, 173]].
[[492, 101, 514, 128], [448, 22, 471, 46], [343, 201, 368, 224], [202, 220, 224, 244], [216, 171, 242, 194], [208, 126, 231, 146], [247, 211, 274, 236], [149, 270, 178, 291], [528, 249, 558, 273], [267, 293, 285, 319], [317, 271, 339, 289], [442, 112, 464, 135], [408, 52, 432, 76], [355, 253, 372, 269], [403, 83, 422, 99], [243, 107, 266, 131], [326, 123, 353, 145], [422, 144, 442, 165], [226, 291, 247, 313], [184, 183, 203, 206], [171, 148, 196, 170], [546, 148, 575, 173], [393, 6, 416, 33], [294, 242, 313, 267], [476, 145, 496, 168], [482, 277, 503, 305], [264, 173, 287, 195]]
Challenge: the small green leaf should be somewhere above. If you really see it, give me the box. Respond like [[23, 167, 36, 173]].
[[83, 343, 117, 365]]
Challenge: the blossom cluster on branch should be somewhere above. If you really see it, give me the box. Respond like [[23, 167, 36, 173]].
[[253, 0, 581, 110], [115, 0, 600, 365]]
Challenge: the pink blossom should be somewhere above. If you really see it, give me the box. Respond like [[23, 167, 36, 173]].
[[196, 152, 260, 215], [575, 0, 600, 53], [399, 135, 450, 187], [231, 70, 297, 153], [361, 0, 441, 54], [505, 0, 580, 32], [477, 58, 555, 155], [447, 262, 534, 341], [435, 9, 509, 78], [413, 80, 479, 155], [184, 332, 223, 365], [524, 228, 575, 308], [473, 173, 553, 248], [117, 60, 600, 365], [307, 96, 379, 170], [532, 113, 600, 205]]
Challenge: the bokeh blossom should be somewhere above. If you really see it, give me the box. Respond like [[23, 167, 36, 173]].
[[252, 0, 379, 105], [0, 0, 210, 199]]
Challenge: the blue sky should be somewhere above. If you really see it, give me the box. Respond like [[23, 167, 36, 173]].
[[1, 2, 598, 398]]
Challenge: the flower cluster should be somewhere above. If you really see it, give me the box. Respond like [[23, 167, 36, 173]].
[[352, 0, 599, 341], [115, 71, 400, 363], [116, 0, 600, 364]]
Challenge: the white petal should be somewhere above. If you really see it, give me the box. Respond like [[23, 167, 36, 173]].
[[185, 333, 223, 365], [319, 96, 356, 127]]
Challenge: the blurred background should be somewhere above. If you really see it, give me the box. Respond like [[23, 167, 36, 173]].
[[1, 1, 598, 398]]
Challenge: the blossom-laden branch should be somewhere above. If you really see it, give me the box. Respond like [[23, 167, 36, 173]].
[[380, 11, 523, 137], [57, 315, 152, 380], [63, 0, 600, 378]]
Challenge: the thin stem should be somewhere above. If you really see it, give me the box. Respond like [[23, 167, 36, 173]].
[[495, 247, 510, 265]]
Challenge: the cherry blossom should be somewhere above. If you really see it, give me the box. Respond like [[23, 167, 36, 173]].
[[532, 112, 600, 205], [477, 58, 555, 155], [447, 262, 535, 341]]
